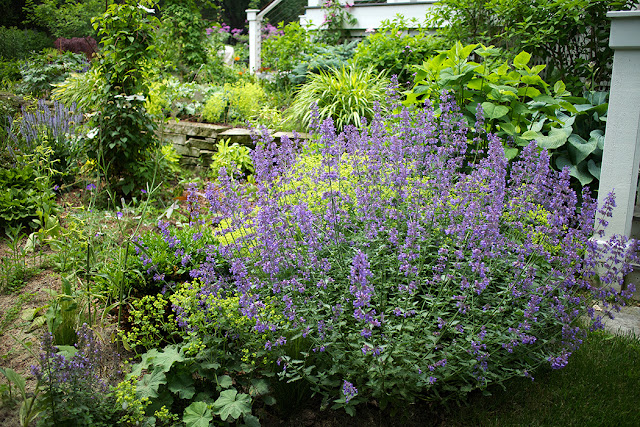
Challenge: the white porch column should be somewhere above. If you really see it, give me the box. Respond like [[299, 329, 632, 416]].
[[596, 11, 640, 239], [247, 9, 261, 74]]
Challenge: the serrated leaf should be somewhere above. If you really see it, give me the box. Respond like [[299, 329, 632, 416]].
[[249, 378, 270, 397], [243, 414, 261, 427], [153, 345, 184, 373], [183, 401, 213, 427], [137, 368, 167, 399], [218, 374, 233, 389], [481, 102, 509, 119], [168, 372, 195, 399], [213, 389, 252, 421]]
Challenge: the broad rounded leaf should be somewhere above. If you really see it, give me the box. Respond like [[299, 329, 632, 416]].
[[137, 368, 167, 399], [218, 375, 234, 389], [588, 159, 601, 180], [213, 389, 252, 421], [513, 51, 532, 68], [481, 102, 509, 119], [504, 147, 519, 160], [590, 129, 605, 150], [568, 134, 597, 165], [183, 401, 213, 427], [536, 127, 571, 149], [521, 130, 541, 140]]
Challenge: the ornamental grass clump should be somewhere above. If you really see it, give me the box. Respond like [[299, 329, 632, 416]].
[[177, 92, 637, 412]]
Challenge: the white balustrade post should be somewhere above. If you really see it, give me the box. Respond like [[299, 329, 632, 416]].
[[596, 11, 640, 239], [246, 9, 261, 74]]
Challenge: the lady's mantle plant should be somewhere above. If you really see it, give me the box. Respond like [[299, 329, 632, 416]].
[[172, 92, 635, 412]]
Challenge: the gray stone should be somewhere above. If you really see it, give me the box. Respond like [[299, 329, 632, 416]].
[[173, 143, 199, 157], [187, 138, 217, 151], [218, 128, 256, 147], [159, 132, 187, 145], [599, 305, 640, 338], [273, 131, 310, 141], [162, 120, 231, 138]]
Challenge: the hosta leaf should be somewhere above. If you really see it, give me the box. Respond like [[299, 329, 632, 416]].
[[213, 389, 252, 421], [521, 130, 541, 140], [183, 401, 213, 427], [536, 126, 571, 149], [504, 147, 519, 160], [590, 129, 605, 149], [568, 134, 597, 165], [588, 159, 601, 180], [481, 102, 509, 119], [556, 156, 594, 185]]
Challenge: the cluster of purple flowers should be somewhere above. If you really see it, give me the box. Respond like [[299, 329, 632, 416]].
[[164, 89, 637, 403]]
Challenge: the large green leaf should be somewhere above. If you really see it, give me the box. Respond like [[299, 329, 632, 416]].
[[137, 368, 167, 399], [590, 129, 605, 150], [183, 401, 213, 427], [568, 134, 597, 165], [168, 371, 196, 399], [536, 126, 572, 149], [153, 344, 185, 373], [213, 389, 252, 422], [588, 159, 601, 180], [513, 51, 532, 68], [481, 101, 509, 119], [556, 156, 594, 185]]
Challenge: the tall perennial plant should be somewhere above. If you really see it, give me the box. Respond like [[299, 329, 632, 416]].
[[167, 92, 635, 411]]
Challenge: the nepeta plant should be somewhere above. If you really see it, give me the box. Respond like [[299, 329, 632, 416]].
[[172, 91, 637, 411], [33, 324, 123, 426]]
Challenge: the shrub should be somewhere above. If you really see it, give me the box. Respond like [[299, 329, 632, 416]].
[[90, 0, 159, 195], [262, 21, 318, 83], [0, 165, 55, 229], [23, 0, 103, 39], [53, 37, 98, 60], [288, 62, 389, 131], [428, 0, 635, 93], [33, 325, 123, 426], [405, 43, 606, 188], [352, 16, 444, 85], [288, 41, 357, 87], [17, 49, 89, 98], [202, 80, 267, 125], [183, 93, 636, 412], [157, 4, 208, 77], [209, 138, 254, 179], [0, 26, 52, 60]]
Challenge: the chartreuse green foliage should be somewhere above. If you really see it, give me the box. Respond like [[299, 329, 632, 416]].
[[288, 62, 389, 131], [262, 21, 318, 85], [202, 80, 266, 124], [405, 42, 605, 186], [209, 138, 254, 179], [90, 0, 159, 195], [352, 16, 444, 85]]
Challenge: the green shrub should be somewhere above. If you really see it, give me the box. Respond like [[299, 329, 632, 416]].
[[23, 0, 104, 38], [262, 21, 317, 83], [209, 138, 254, 179], [288, 41, 357, 87], [90, 0, 159, 195], [146, 77, 220, 120], [51, 68, 103, 111], [0, 165, 55, 230], [156, 4, 208, 78], [0, 26, 52, 60], [428, 0, 635, 93], [352, 16, 444, 85], [288, 62, 389, 131], [17, 49, 88, 98], [202, 80, 266, 124], [405, 42, 605, 187]]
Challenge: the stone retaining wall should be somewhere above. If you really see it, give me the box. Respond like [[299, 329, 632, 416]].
[[156, 120, 308, 168]]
